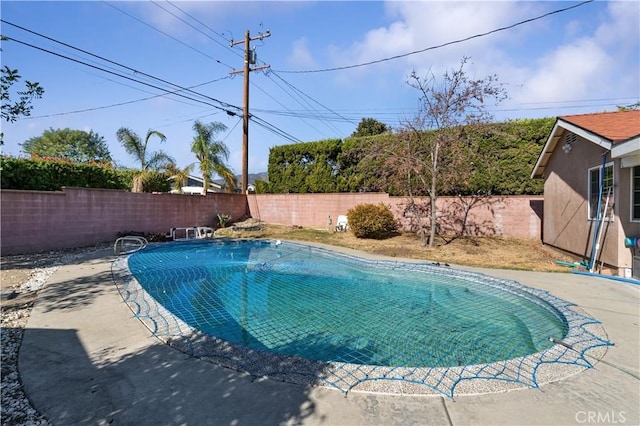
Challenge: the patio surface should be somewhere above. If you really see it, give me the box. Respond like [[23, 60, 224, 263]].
[[18, 247, 639, 425]]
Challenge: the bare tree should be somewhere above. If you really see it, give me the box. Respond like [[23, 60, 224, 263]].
[[397, 57, 508, 246]]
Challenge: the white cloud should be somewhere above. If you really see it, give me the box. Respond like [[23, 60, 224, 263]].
[[343, 0, 638, 117], [595, 0, 640, 52], [336, 1, 539, 72], [287, 38, 317, 69], [513, 0, 639, 109], [516, 38, 612, 104], [140, 1, 308, 44]]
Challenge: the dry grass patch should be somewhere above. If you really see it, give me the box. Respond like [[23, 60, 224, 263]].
[[216, 222, 577, 272]]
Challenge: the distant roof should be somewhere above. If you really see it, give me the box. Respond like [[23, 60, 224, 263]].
[[559, 110, 640, 144]]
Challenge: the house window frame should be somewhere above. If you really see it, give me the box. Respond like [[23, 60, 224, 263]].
[[588, 161, 614, 221], [632, 165, 640, 222]]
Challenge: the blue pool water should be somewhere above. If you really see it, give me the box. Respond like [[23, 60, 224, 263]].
[[127, 240, 568, 368]]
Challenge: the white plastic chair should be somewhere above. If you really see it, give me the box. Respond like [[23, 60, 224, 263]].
[[336, 215, 348, 232]]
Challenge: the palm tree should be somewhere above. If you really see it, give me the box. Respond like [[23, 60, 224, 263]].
[[116, 127, 175, 192], [190, 121, 236, 195], [166, 163, 194, 194]]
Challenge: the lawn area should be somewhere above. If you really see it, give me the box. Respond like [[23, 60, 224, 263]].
[[215, 222, 579, 272]]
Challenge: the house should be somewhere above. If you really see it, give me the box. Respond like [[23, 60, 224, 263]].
[[531, 110, 640, 279], [170, 175, 225, 195]]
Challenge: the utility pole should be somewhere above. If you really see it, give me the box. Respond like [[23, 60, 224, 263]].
[[230, 29, 270, 193]]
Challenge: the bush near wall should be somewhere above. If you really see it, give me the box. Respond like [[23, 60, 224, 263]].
[[347, 203, 398, 239], [0, 156, 170, 192]]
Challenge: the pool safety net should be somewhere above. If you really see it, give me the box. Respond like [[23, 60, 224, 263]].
[[111, 240, 613, 397]]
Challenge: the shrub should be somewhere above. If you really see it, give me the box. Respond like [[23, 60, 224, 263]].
[[347, 203, 398, 239], [138, 171, 171, 193], [0, 156, 172, 192], [217, 213, 231, 228], [0, 156, 129, 191]]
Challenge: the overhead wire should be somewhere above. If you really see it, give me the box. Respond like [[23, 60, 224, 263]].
[[220, 117, 242, 143], [250, 74, 335, 139], [274, 0, 595, 74], [151, 1, 238, 68], [3, 35, 238, 116], [1, 19, 242, 114], [145, 1, 339, 139], [26, 76, 232, 119], [101, 0, 231, 68], [101, 1, 403, 140], [251, 115, 302, 144], [165, 1, 239, 56], [236, 1, 598, 137], [269, 71, 354, 129], [5, 0, 615, 144], [100, 3, 305, 143]]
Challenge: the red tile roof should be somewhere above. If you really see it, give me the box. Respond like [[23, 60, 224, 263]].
[[559, 110, 640, 144]]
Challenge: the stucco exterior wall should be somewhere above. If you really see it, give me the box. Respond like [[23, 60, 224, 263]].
[[1, 187, 248, 255], [615, 165, 640, 270], [541, 131, 640, 273]]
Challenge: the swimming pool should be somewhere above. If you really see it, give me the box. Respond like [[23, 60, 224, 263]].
[[113, 239, 612, 396]]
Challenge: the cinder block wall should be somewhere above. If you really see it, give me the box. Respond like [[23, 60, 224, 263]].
[[247, 193, 389, 230], [249, 193, 543, 239], [388, 196, 543, 239], [1, 187, 247, 255], [1, 188, 542, 255]]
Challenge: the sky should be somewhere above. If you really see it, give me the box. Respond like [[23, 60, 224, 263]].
[[1, 0, 639, 178]]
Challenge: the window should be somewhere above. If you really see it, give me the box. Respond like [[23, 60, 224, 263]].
[[633, 166, 640, 221], [588, 162, 614, 220]]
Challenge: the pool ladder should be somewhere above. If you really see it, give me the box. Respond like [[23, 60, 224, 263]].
[[114, 236, 148, 255]]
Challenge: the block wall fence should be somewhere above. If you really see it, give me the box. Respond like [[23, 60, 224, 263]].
[[248, 193, 543, 239], [1, 187, 543, 255], [1, 187, 248, 255]]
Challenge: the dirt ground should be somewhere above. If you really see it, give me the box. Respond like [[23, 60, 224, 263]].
[[0, 246, 110, 309], [0, 252, 57, 309], [216, 223, 581, 273]]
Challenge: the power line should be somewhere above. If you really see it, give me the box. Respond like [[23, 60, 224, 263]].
[[253, 75, 335, 139], [100, 2, 350, 143], [3, 20, 306, 151], [107, 3, 308, 174], [275, 0, 595, 74], [101, 0, 232, 69], [269, 71, 354, 130], [3, 36, 235, 114], [151, 0, 238, 68], [220, 117, 242, 144], [251, 115, 302, 144], [165, 1, 238, 54], [26, 76, 232, 119], [146, 0, 349, 140], [1, 19, 242, 113]]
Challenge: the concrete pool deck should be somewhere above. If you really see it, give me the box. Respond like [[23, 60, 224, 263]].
[[18, 247, 640, 425]]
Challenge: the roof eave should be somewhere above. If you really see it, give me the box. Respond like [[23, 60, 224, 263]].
[[612, 136, 640, 168], [611, 136, 640, 158], [531, 118, 615, 179], [531, 119, 561, 179]]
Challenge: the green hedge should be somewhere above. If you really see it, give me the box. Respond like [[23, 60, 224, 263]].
[[267, 139, 342, 193], [0, 156, 170, 192], [264, 118, 554, 195]]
